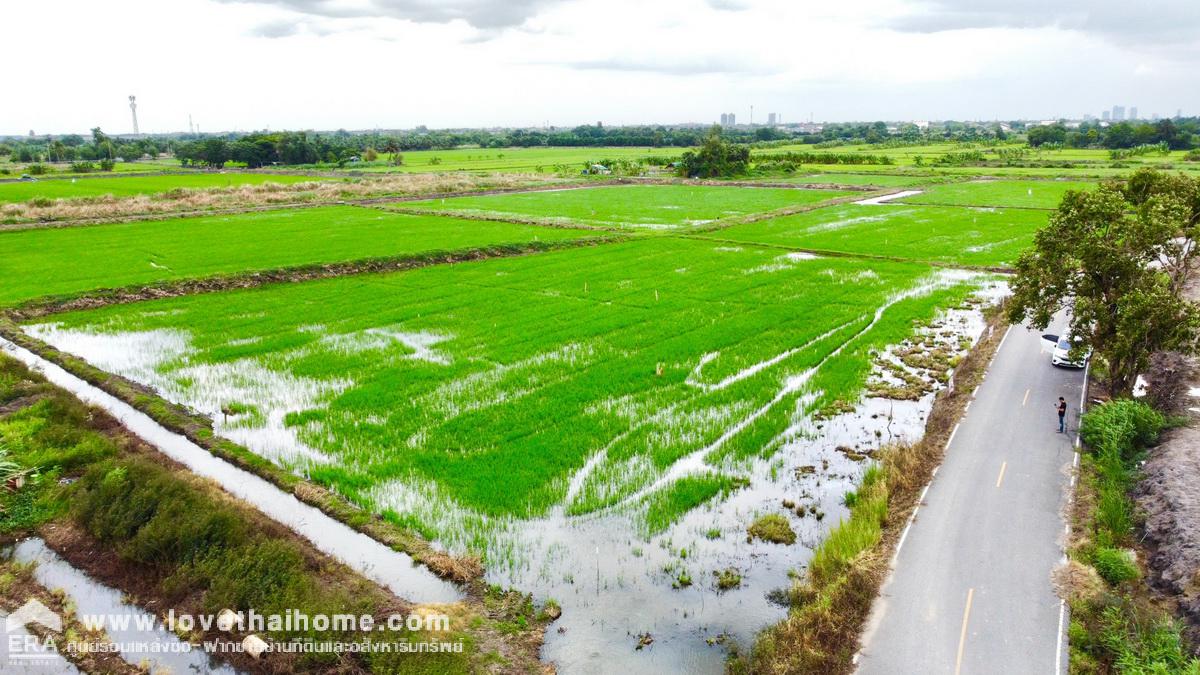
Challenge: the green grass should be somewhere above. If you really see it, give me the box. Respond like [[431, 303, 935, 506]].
[[714, 203, 1049, 267], [27, 237, 983, 553], [0, 172, 336, 203], [396, 184, 855, 230], [0, 205, 594, 307], [899, 179, 1095, 209]]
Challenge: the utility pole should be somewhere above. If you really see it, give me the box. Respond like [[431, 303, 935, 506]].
[[129, 95, 139, 136]]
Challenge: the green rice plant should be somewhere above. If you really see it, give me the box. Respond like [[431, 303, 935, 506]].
[[27, 237, 985, 554], [397, 184, 853, 230], [715, 203, 1050, 267], [0, 206, 595, 307], [896, 180, 1095, 209], [641, 474, 745, 536]]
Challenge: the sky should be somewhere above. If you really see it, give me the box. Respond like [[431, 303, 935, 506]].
[[5, 0, 1199, 135]]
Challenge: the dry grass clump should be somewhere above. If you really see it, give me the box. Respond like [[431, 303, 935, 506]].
[[0, 172, 566, 227], [424, 550, 485, 584], [1054, 559, 1106, 605]]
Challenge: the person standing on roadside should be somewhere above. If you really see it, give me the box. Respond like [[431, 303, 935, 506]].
[[1057, 397, 1067, 433]]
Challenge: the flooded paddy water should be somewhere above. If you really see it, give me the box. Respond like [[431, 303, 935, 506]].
[[11, 268, 1007, 673], [0, 338, 462, 607], [2, 537, 240, 674]]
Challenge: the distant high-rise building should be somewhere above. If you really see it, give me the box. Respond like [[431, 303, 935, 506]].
[[767, 112, 777, 126], [1129, 107, 1138, 120], [720, 113, 729, 126], [727, 113, 736, 126], [1102, 110, 1111, 121], [1112, 105, 1125, 121]]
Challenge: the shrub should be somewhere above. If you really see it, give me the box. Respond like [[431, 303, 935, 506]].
[[98, 159, 115, 172], [1080, 400, 1164, 464], [1093, 547, 1139, 586], [26, 163, 47, 175], [69, 161, 95, 173]]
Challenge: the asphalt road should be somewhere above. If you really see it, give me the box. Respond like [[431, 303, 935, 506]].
[[856, 320, 1086, 675]]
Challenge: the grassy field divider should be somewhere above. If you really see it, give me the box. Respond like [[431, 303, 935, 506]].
[[730, 305, 1010, 674], [5, 235, 622, 321]]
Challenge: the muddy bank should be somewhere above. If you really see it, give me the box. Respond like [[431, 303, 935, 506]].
[[1135, 348, 1200, 645]]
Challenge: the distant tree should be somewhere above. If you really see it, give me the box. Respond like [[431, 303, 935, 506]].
[[676, 126, 750, 178], [1007, 169, 1200, 395], [198, 139, 229, 168], [1104, 122, 1136, 149], [363, 147, 378, 162], [1027, 124, 1067, 147]]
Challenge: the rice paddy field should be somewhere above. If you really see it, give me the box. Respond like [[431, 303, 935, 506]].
[[0, 205, 594, 306], [0, 172, 335, 202], [897, 179, 1095, 208], [396, 184, 856, 229], [775, 173, 943, 187], [716, 202, 1050, 267], [6, 175, 1061, 671], [24, 238, 983, 526]]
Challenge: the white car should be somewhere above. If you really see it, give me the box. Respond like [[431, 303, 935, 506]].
[[1043, 333, 1090, 368]]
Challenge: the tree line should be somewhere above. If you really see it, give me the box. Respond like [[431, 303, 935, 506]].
[[1026, 118, 1198, 150]]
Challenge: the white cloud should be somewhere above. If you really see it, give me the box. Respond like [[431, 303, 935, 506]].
[[2, 0, 1197, 134]]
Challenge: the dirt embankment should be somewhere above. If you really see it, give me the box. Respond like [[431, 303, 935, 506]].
[[1135, 347, 1200, 645]]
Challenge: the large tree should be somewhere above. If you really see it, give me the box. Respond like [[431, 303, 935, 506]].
[[676, 126, 750, 178], [1007, 169, 1200, 395]]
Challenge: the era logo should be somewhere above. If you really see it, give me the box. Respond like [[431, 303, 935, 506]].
[[6, 599, 62, 634]]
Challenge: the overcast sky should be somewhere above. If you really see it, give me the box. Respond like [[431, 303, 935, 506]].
[[6, 0, 1199, 135]]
